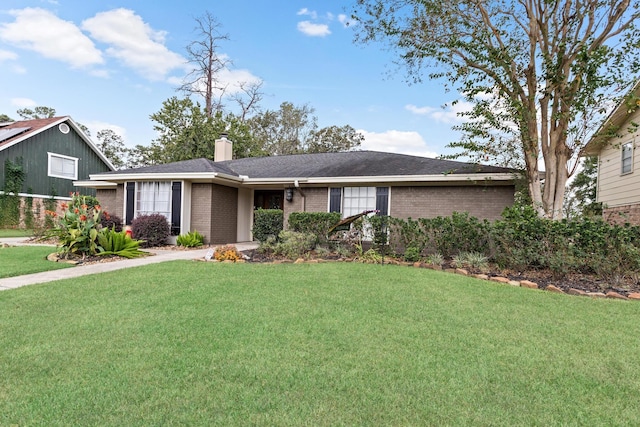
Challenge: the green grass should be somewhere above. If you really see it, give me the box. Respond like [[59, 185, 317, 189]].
[[1, 262, 640, 425], [0, 245, 72, 278], [0, 228, 33, 238]]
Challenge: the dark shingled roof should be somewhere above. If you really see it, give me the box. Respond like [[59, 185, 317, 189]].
[[103, 151, 514, 178]]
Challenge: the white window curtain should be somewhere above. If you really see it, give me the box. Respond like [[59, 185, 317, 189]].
[[342, 187, 377, 217], [136, 181, 171, 222]]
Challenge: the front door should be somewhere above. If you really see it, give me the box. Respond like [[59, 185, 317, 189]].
[[254, 190, 284, 210]]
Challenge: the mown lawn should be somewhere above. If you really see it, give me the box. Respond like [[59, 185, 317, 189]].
[[1, 261, 639, 426], [0, 228, 33, 238], [0, 245, 72, 278]]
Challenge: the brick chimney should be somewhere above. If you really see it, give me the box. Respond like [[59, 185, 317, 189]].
[[214, 133, 233, 162]]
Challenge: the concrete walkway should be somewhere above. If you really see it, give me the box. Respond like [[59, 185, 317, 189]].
[[0, 237, 258, 291]]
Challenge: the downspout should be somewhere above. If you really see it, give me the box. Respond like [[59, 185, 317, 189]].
[[294, 180, 306, 211]]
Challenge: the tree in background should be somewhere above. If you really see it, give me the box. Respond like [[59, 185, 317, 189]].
[[16, 106, 56, 119], [0, 114, 13, 122], [564, 156, 603, 219], [147, 96, 263, 165], [248, 102, 317, 155], [179, 11, 231, 117], [305, 125, 364, 154], [95, 129, 128, 170], [352, 0, 640, 219]]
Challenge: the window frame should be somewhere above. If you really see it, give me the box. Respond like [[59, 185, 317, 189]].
[[134, 181, 172, 223], [47, 152, 78, 180], [621, 142, 634, 175]]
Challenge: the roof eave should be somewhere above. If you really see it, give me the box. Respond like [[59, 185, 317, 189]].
[[244, 173, 518, 185]]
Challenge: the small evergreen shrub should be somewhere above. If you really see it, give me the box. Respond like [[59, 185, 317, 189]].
[[177, 230, 204, 247], [131, 214, 170, 247], [288, 212, 341, 244], [253, 209, 283, 242], [403, 246, 421, 263]]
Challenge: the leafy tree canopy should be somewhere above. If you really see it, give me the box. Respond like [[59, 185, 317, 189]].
[[352, 0, 640, 219]]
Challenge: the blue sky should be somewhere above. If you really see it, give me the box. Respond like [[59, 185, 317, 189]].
[[0, 0, 471, 158]]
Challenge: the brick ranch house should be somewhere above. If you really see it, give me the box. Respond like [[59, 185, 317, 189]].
[[75, 136, 518, 244]]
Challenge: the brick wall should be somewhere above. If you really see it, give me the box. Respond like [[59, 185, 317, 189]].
[[390, 186, 514, 221], [283, 187, 328, 227], [97, 186, 123, 220], [191, 183, 214, 243], [604, 204, 640, 226]]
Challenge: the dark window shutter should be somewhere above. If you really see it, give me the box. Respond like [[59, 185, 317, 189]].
[[125, 182, 135, 225], [329, 188, 342, 212], [376, 187, 389, 216], [171, 181, 182, 236]]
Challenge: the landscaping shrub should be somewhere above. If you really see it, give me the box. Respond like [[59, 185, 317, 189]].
[[403, 246, 421, 263], [100, 212, 123, 232], [288, 212, 341, 244], [45, 194, 104, 258], [214, 244, 241, 262], [131, 214, 170, 247], [258, 230, 316, 259], [97, 228, 146, 258], [253, 209, 283, 242], [177, 230, 204, 247]]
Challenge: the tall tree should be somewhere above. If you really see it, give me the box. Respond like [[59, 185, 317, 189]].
[[16, 106, 56, 119], [179, 11, 231, 117], [95, 129, 128, 170], [0, 114, 13, 122], [150, 97, 217, 163], [305, 125, 364, 153], [148, 96, 262, 164], [248, 102, 318, 155], [352, 0, 640, 219]]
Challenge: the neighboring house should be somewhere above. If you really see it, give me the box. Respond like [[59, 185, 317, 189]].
[[583, 81, 640, 225], [0, 116, 115, 204], [77, 136, 517, 244]]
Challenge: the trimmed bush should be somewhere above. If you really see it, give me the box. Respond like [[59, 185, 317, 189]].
[[131, 214, 170, 248], [288, 212, 341, 244], [253, 209, 283, 242]]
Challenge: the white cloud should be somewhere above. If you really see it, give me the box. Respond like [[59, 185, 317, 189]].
[[81, 8, 186, 81], [0, 8, 103, 68], [81, 120, 128, 142], [0, 49, 18, 61], [89, 69, 110, 78], [338, 14, 356, 27], [406, 101, 473, 124], [297, 8, 318, 19], [11, 97, 37, 108], [297, 21, 331, 37], [358, 129, 438, 158]]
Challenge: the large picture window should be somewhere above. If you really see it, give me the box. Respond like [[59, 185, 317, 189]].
[[330, 186, 390, 217], [48, 152, 78, 180], [136, 181, 172, 222], [621, 142, 633, 175]]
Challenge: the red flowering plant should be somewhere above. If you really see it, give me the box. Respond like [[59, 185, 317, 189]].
[[46, 192, 104, 258]]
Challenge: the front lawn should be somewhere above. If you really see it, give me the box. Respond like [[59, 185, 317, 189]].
[[1, 262, 639, 425], [0, 246, 72, 278], [0, 228, 33, 238]]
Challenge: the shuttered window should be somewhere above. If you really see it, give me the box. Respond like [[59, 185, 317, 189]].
[[329, 188, 342, 212]]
